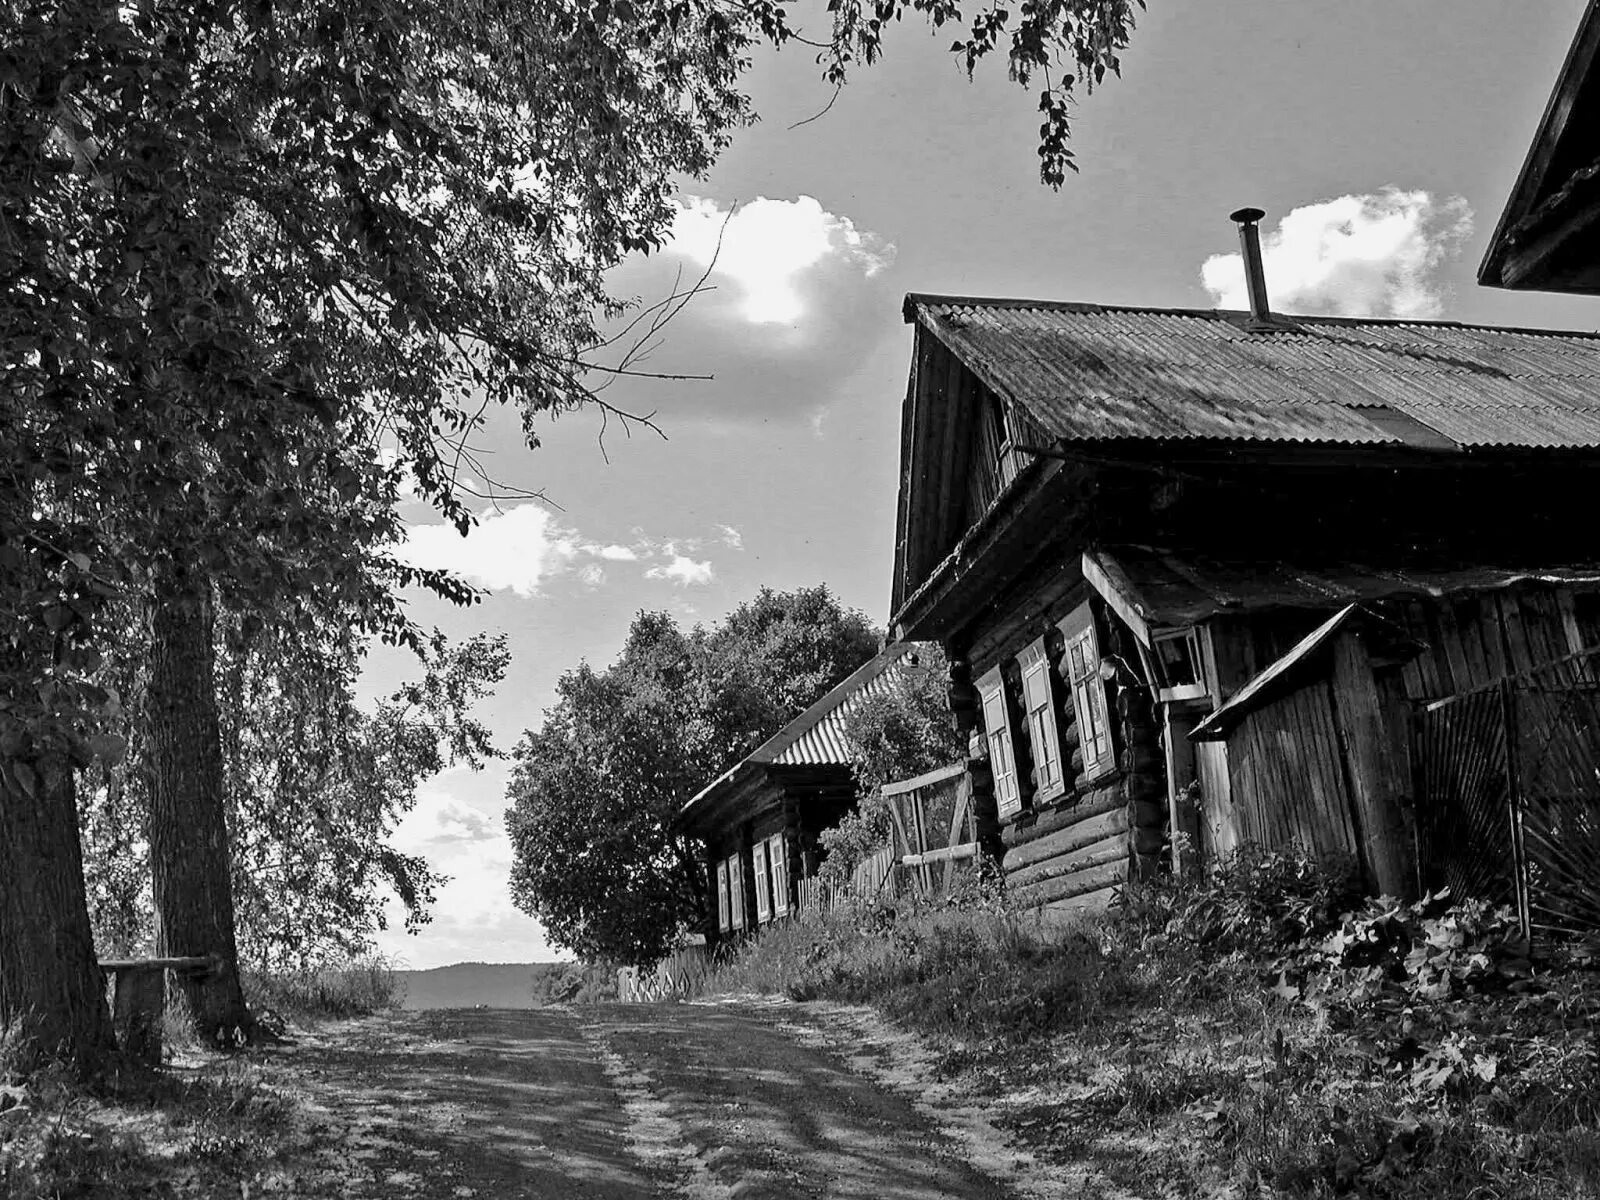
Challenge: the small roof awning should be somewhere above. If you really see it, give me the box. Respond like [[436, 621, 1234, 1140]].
[[1190, 606, 1345, 741], [1082, 545, 1600, 648]]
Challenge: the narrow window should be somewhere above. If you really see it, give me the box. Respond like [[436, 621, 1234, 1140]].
[[766, 834, 790, 917], [716, 860, 730, 933], [1018, 638, 1065, 801], [1059, 604, 1115, 779], [977, 666, 1022, 816], [753, 841, 772, 924], [990, 396, 1024, 488], [727, 853, 745, 931]]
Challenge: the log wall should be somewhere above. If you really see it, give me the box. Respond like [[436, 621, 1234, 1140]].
[[987, 599, 1167, 914]]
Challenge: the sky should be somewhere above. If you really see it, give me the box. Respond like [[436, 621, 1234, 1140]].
[[363, 0, 1600, 968]]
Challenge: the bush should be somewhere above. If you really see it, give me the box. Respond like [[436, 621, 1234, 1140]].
[[1121, 844, 1362, 959]]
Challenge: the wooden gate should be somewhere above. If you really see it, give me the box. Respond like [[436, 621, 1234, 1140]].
[[882, 764, 979, 897], [1418, 645, 1600, 940]]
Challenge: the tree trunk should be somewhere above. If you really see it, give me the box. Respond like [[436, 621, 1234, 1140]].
[[0, 753, 117, 1077], [146, 569, 253, 1045]]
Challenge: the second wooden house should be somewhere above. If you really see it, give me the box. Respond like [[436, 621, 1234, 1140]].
[[678, 643, 929, 942]]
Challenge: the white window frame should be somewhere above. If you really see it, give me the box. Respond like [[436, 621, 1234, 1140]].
[[977, 666, 1022, 816], [1152, 625, 1210, 704], [1059, 604, 1116, 780], [753, 840, 772, 924], [1018, 637, 1066, 802], [727, 853, 745, 931], [716, 860, 731, 933], [766, 834, 790, 918]]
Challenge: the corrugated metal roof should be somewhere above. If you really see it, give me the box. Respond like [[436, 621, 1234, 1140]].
[[907, 296, 1600, 449], [771, 657, 907, 766]]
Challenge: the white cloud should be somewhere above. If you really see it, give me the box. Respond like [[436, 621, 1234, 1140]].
[[1201, 189, 1473, 320], [391, 789, 499, 850], [645, 554, 714, 586], [398, 505, 579, 598], [400, 509, 738, 597], [668, 195, 894, 325]]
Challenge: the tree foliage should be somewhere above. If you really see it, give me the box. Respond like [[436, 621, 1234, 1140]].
[[818, 643, 963, 884], [78, 627, 508, 970], [1, 0, 1142, 1071], [506, 586, 878, 967]]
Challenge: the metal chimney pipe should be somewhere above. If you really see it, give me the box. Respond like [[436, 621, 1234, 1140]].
[[1229, 206, 1271, 325]]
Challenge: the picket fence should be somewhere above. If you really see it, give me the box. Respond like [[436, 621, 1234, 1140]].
[[795, 844, 896, 915], [616, 942, 712, 1002]]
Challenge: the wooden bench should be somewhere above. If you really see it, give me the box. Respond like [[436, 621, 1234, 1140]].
[[98, 955, 221, 1065]]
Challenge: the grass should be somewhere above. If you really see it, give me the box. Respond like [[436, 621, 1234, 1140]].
[[0, 1057, 300, 1199], [696, 859, 1600, 1199], [1, 954, 404, 1197], [241, 953, 406, 1024]]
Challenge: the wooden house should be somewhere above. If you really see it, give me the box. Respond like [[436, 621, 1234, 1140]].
[[889, 230, 1600, 916], [1481, 0, 1600, 293], [678, 643, 927, 941]]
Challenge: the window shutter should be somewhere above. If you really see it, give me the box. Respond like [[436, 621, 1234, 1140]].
[[1059, 604, 1115, 779], [1019, 638, 1065, 800], [716, 860, 730, 933], [977, 666, 1022, 816], [728, 854, 745, 930], [767, 835, 789, 916], [753, 841, 771, 924]]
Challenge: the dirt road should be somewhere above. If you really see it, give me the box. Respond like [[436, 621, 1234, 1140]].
[[282, 999, 1087, 1200]]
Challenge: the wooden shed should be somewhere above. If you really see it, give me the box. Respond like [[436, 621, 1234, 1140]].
[[887, 284, 1600, 915], [677, 643, 929, 942]]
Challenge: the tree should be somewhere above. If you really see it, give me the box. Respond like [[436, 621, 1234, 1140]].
[[818, 644, 964, 885], [2, 0, 1141, 1071], [506, 586, 878, 966], [77, 625, 508, 972], [220, 627, 509, 971]]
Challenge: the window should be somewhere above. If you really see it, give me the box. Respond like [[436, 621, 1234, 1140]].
[[766, 834, 790, 918], [753, 841, 771, 924], [977, 667, 1022, 816], [1059, 604, 1115, 779], [1018, 638, 1065, 801], [716, 860, 731, 933], [1151, 626, 1209, 702], [988, 396, 1026, 488], [727, 853, 745, 931]]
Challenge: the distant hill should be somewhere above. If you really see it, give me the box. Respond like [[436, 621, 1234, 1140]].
[[395, 962, 567, 1010], [394, 960, 621, 1009]]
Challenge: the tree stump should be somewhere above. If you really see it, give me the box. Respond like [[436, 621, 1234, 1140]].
[[111, 965, 165, 1067]]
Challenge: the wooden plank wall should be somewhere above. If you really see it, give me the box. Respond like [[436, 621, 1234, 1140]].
[[1386, 586, 1582, 703], [1199, 585, 1599, 893], [1225, 680, 1359, 863], [999, 603, 1166, 914]]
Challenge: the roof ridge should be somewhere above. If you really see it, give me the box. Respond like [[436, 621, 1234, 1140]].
[[902, 292, 1600, 341]]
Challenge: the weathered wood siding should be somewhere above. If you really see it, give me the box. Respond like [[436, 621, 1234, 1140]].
[[1199, 584, 1600, 894]]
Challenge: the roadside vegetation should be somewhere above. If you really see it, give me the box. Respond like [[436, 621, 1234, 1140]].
[[0, 956, 403, 1198], [698, 850, 1600, 1199]]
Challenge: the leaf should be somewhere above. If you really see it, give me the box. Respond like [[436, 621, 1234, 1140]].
[[42, 604, 75, 632], [12, 761, 37, 797], [88, 733, 128, 765], [1272, 970, 1300, 1004]]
